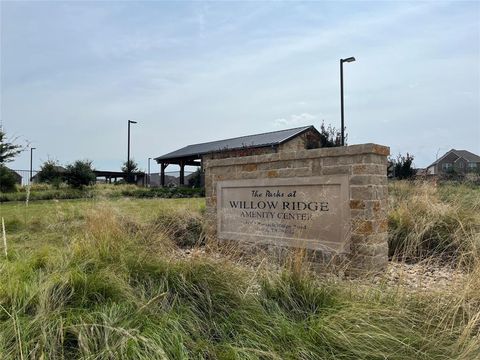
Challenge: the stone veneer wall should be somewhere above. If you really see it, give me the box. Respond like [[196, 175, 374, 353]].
[[204, 143, 390, 272]]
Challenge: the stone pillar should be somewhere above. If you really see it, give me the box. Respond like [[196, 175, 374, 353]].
[[347, 163, 389, 273]]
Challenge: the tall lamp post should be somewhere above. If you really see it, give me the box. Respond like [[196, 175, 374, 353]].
[[30, 147, 36, 184], [127, 120, 137, 181], [148, 157, 151, 187], [340, 56, 356, 146]]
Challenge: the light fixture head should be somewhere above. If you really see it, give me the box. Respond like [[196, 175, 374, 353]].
[[31, 147, 36, 150], [342, 57, 356, 63], [128, 120, 138, 124]]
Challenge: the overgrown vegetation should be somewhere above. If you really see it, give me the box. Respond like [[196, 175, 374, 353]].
[[120, 186, 204, 199], [0, 182, 479, 359], [388, 181, 480, 265], [0, 184, 204, 202], [388, 153, 416, 179]]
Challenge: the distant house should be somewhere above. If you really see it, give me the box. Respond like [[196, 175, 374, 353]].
[[426, 149, 480, 175]]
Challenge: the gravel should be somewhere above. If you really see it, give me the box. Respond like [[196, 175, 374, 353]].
[[370, 261, 466, 291], [178, 247, 466, 292]]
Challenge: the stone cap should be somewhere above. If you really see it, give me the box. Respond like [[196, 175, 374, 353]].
[[205, 143, 390, 168]]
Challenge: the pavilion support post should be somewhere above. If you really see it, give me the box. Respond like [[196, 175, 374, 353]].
[[161, 163, 167, 187], [179, 161, 185, 186]]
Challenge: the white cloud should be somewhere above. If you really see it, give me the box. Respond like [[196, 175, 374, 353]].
[[273, 113, 317, 127]]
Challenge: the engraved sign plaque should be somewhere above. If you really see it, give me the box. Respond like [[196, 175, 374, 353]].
[[217, 175, 350, 252]]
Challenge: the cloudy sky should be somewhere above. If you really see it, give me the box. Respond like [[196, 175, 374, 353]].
[[1, 0, 479, 172]]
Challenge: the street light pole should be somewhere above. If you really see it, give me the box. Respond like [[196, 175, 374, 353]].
[[127, 120, 137, 181], [340, 57, 356, 146], [30, 147, 36, 183], [148, 157, 151, 187]]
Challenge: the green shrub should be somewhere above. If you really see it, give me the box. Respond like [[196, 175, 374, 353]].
[[120, 186, 204, 199], [37, 159, 65, 186], [65, 160, 96, 188], [0, 188, 93, 202], [0, 184, 204, 202]]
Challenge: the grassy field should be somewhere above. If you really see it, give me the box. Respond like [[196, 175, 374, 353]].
[[0, 184, 204, 202], [0, 182, 479, 359]]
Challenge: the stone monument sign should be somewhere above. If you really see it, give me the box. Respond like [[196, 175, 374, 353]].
[[205, 144, 390, 272], [217, 176, 350, 252]]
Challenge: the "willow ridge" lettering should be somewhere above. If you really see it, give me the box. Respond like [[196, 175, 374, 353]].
[[228, 200, 329, 212]]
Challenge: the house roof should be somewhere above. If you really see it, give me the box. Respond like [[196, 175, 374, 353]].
[[154, 125, 318, 162], [427, 149, 480, 168]]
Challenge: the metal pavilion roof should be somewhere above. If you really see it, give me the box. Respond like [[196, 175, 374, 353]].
[[154, 125, 317, 163]]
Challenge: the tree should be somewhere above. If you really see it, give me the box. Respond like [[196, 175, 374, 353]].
[[122, 159, 139, 184], [0, 129, 24, 192], [37, 159, 64, 185], [389, 153, 416, 179], [318, 122, 345, 148], [65, 160, 96, 188], [0, 129, 23, 164], [188, 168, 202, 188], [303, 122, 345, 149], [0, 166, 17, 192]]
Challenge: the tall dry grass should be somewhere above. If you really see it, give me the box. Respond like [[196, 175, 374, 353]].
[[388, 181, 480, 266], [0, 195, 478, 359]]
